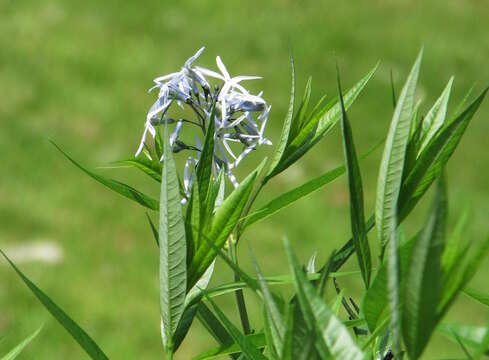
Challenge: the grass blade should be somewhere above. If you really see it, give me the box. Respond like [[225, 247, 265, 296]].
[[1, 326, 42, 360], [0, 250, 108, 359], [159, 125, 187, 355], [376, 49, 422, 254], [51, 141, 158, 210], [338, 68, 371, 288]]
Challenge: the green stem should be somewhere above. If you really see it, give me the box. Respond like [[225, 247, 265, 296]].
[[227, 238, 251, 335]]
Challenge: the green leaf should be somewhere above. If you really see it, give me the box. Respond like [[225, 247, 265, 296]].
[[280, 303, 296, 360], [290, 77, 312, 141], [173, 261, 216, 351], [109, 156, 162, 182], [387, 220, 401, 356], [337, 69, 371, 289], [196, 303, 234, 350], [265, 54, 295, 181], [188, 162, 260, 288], [284, 239, 364, 360], [0, 250, 108, 359], [196, 103, 216, 205], [159, 125, 187, 353], [1, 326, 42, 360], [51, 141, 159, 210], [402, 177, 447, 359], [193, 333, 266, 360], [145, 213, 159, 247], [464, 288, 489, 308], [271, 64, 378, 177], [243, 141, 381, 231], [399, 88, 488, 220], [439, 323, 489, 357], [438, 235, 489, 318], [203, 294, 268, 360], [361, 232, 417, 333], [249, 249, 285, 355], [419, 76, 454, 152], [376, 49, 422, 253]]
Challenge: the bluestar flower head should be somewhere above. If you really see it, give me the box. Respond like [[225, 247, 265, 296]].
[[137, 47, 271, 200]]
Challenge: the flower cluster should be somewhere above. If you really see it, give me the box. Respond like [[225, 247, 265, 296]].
[[136, 47, 271, 200]]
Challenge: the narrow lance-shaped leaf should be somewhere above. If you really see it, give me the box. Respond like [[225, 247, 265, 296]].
[[193, 333, 267, 360], [337, 67, 371, 288], [51, 141, 159, 210], [196, 103, 216, 205], [159, 124, 187, 354], [187, 159, 264, 288], [1, 326, 42, 360], [242, 140, 381, 231], [399, 87, 488, 219], [107, 156, 162, 182], [203, 293, 268, 360], [284, 239, 364, 360], [249, 249, 285, 355], [418, 76, 454, 152], [271, 64, 378, 177], [387, 217, 401, 357], [402, 176, 447, 359], [376, 49, 422, 255], [0, 250, 108, 360], [265, 53, 295, 182]]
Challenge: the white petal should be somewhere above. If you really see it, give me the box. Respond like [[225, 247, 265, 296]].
[[184, 46, 205, 68], [170, 121, 183, 145], [232, 75, 261, 82], [195, 66, 225, 80], [216, 56, 230, 80], [222, 138, 237, 160], [136, 126, 149, 157], [154, 72, 180, 84]]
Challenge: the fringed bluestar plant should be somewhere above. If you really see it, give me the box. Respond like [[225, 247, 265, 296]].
[[136, 47, 271, 202]]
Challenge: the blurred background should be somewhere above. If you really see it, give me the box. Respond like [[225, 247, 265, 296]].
[[1, 0, 489, 358]]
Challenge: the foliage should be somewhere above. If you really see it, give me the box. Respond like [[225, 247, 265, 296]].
[[1, 49, 488, 359]]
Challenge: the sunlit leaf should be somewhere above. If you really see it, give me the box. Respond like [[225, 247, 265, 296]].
[[0, 250, 108, 359], [1, 326, 42, 360], [51, 141, 159, 210], [159, 125, 187, 353]]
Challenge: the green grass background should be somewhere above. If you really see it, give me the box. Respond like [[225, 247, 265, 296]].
[[1, 0, 489, 358]]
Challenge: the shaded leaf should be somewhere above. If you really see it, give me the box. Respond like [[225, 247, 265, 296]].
[[402, 177, 447, 359], [338, 68, 371, 288], [284, 239, 364, 360], [203, 294, 268, 360]]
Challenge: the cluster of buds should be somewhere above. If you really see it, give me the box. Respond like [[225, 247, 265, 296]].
[[136, 47, 271, 201]]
